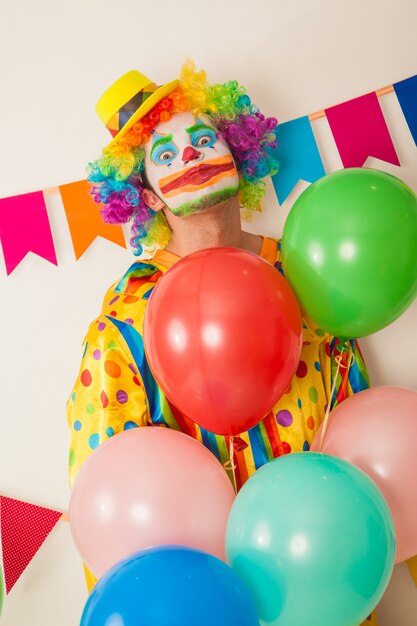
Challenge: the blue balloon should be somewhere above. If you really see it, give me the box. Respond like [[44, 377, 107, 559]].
[[81, 546, 260, 626], [226, 453, 396, 626]]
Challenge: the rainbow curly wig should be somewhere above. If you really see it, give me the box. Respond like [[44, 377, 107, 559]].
[[87, 62, 279, 256]]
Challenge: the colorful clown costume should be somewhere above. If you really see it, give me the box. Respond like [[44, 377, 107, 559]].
[[67, 237, 369, 486], [67, 237, 380, 625]]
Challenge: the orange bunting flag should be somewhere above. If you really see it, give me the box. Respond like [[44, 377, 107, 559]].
[[59, 180, 127, 259], [0, 496, 63, 593]]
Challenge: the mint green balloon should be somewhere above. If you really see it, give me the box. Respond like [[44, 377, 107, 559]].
[[281, 168, 417, 338], [226, 453, 395, 626]]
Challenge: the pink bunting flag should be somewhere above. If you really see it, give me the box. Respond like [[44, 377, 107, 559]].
[[325, 92, 400, 168], [0, 496, 62, 593], [0, 190, 58, 275]]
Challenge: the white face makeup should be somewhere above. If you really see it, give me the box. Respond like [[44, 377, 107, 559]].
[[143, 112, 239, 215]]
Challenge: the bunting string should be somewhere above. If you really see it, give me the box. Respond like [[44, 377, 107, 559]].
[[0, 73, 416, 276]]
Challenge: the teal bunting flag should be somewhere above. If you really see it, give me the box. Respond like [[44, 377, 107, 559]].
[[270, 116, 326, 205]]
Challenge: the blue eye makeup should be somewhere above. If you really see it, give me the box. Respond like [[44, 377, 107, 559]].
[[190, 127, 217, 149], [151, 134, 179, 166]]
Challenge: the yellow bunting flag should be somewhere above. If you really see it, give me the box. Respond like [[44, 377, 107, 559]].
[[406, 555, 417, 587], [59, 180, 126, 259], [83, 564, 97, 594]]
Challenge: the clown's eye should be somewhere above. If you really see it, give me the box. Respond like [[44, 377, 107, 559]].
[[160, 150, 176, 161], [191, 128, 217, 148], [195, 134, 212, 146], [151, 142, 179, 166]]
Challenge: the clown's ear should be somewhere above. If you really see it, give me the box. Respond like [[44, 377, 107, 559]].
[[142, 188, 165, 212]]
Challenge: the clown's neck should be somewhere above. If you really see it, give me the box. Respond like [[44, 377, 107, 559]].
[[163, 197, 262, 258]]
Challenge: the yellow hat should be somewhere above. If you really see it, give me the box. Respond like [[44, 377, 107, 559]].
[[95, 70, 179, 147]]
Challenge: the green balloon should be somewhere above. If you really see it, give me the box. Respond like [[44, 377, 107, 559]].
[[226, 453, 396, 626], [281, 168, 417, 338]]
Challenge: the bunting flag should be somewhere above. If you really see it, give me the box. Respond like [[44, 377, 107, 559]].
[[394, 75, 417, 146], [59, 180, 126, 260], [325, 92, 400, 168], [0, 496, 62, 593], [0, 191, 57, 276], [270, 116, 326, 204], [407, 555, 417, 587]]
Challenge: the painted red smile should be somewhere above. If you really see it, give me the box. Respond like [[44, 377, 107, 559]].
[[158, 155, 237, 198]]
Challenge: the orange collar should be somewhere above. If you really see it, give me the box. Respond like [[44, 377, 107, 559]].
[[152, 236, 278, 272]]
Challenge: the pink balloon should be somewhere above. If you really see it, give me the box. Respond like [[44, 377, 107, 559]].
[[311, 386, 417, 563], [70, 428, 235, 578]]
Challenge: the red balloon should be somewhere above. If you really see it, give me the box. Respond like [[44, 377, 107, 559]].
[[144, 248, 303, 435]]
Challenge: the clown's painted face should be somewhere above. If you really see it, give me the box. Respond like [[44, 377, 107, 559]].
[[144, 112, 239, 216]]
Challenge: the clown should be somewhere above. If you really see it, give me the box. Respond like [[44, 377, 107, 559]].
[[67, 63, 374, 625]]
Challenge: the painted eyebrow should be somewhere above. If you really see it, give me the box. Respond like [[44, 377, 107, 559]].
[[151, 134, 174, 156], [185, 123, 216, 134]]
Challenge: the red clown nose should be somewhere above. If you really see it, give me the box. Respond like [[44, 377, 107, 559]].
[[182, 146, 201, 163]]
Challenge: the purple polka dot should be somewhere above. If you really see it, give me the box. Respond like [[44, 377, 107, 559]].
[[98, 322, 106, 331], [109, 295, 120, 305], [125, 318, 134, 325], [128, 363, 138, 375], [116, 390, 129, 404], [94, 350, 101, 360], [276, 410, 293, 427]]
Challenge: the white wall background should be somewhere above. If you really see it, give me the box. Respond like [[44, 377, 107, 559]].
[[1, 0, 417, 624]]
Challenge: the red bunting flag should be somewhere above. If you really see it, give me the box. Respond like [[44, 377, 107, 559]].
[[0, 191, 58, 275], [0, 496, 62, 593], [59, 180, 126, 260], [325, 92, 400, 168]]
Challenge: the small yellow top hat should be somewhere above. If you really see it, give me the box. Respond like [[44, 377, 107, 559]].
[[95, 70, 179, 147]]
